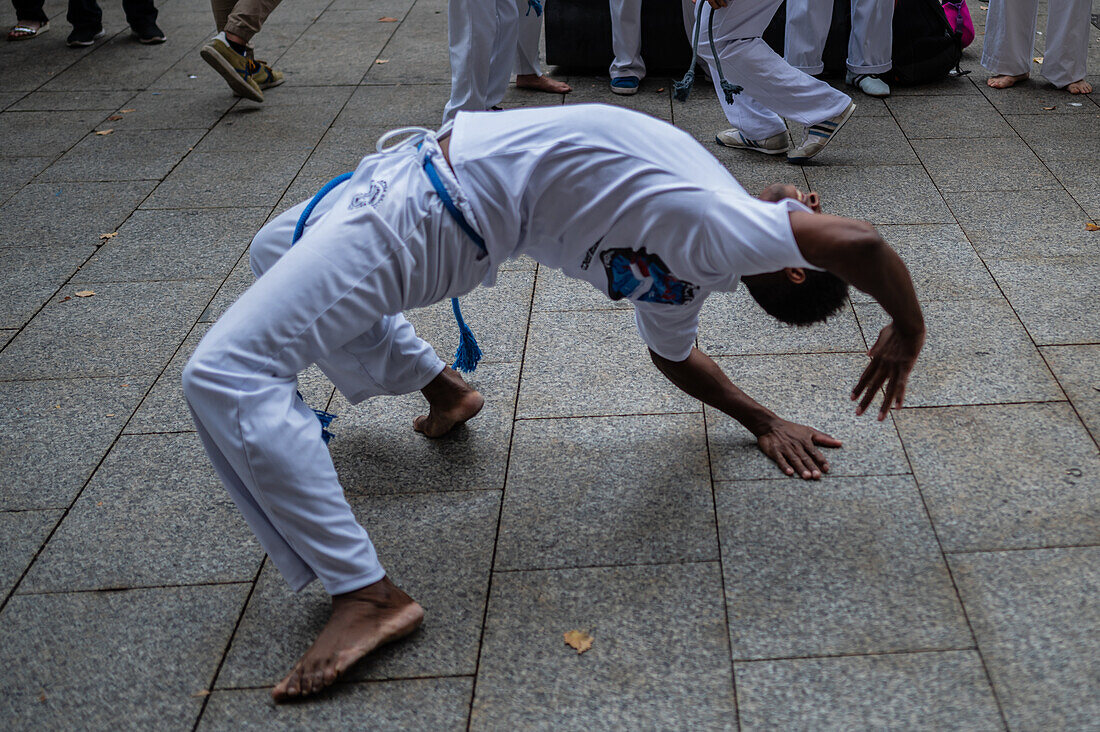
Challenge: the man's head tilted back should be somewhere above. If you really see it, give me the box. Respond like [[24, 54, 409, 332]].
[[741, 184, 850, 327]]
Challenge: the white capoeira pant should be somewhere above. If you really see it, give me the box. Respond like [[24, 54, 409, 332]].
[[444, 0, 520, 123], [696, 0, 852, 140], [982, 0, 1090, 88], [514, 0, 542, 77], [609, 0, 644, 80], [183, 133, 489, 594], [784, 0, 894, 76]]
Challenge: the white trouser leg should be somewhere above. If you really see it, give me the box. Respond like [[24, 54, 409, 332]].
[[184, 149, 489, 594], [784, 0, 831, 74], [514, 0, 542, 76], [681, 0, 696, 42], [609, 0, 645, 79], [847, 0, 892, 74], [1040, 0, 1090, 87], [699, 0, 852, 138], [250, 198, 446, 404], [487, 0, 520, 103], [982, 0, 1039, 77], [445, 0, 518, 122]]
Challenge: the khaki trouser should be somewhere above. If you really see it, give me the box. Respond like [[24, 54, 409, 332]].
[[212, 0, 280, 42]]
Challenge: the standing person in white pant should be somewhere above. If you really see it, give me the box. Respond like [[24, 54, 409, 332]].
[[983, 0, 1092, 94], [184, 104, 924, 703], [694, 0, 856, 162], [514, 0, 572, 94], [785, 0, 894, 97], [608, 0, 644, 94], [444, 0, 519, 122]]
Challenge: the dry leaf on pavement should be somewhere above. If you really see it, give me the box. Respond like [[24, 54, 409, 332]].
[[191, 690, 211, 698], [100, 231, 118, 240], [379, 16, 398, 21], [563, 630, 593, 654], [95, 129, 113, 136], [1086, 222, 1100, 231], [120, 108, 135, 113], [107, 114, 124, 121], [74, 290, 95, 297], [375, 59, 389, 64]]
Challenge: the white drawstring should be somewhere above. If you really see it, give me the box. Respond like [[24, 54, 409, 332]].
[[375, 120, 455, 154]]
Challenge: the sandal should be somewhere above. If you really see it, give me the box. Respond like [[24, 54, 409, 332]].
[[7, 20, 48, 41]]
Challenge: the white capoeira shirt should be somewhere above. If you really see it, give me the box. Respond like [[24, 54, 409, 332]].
[[450, 104, 815, 361]]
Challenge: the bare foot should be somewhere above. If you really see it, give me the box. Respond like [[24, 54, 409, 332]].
[[987, 73, 1028, 89], [272, 576, 424, 702], [1066, 79, 1092, 94], [516, 73, 572, 94], [413, 366, 484, 437]]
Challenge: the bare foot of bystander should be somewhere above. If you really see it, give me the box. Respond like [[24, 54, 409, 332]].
[[516, 73, 572, 94], [986, 73, 1028, 88]]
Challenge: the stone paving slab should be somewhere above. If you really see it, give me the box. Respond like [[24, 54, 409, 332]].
[[911, 135, 1062, 193], [217, 491, 498, 686], [200, 678, 473, 731], [1041, 344, 1100, 441], [0, 156, 52, 207], [0, 583, 248, 731], [945, 189, 1096, 260], [896, 403, 1100, 553], [471, 563, 737, 730], [805, 165, 953, 225], [518, 309, 699, 418], [717, 476, 971, 660], [0, 180, 157, 248], [986, 257, 1100, 346], [497, 413, 716, 570], [0, 509, 62, 597], [1, 378, 145, 510], [0, 279, 214, 380], [950, 547, 1100, 732], [854, 299, 1064, 407], [331, 361, 518, 495], [706, 353, 910, 480], [38, 127, 205, 182], [0, 245, 95, 328], [143, 149, 310, 209], [19, 432, 263, 592], [735, 651, 1003, 732]]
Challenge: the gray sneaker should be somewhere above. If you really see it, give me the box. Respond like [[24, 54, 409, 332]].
[[846, 71, 890, 97], [715, 128, 789, 155], [787, 101, 856, 164]]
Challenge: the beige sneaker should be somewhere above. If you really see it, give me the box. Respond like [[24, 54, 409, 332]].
[[715, 128, 789, 155], [200, 33, 264, 102], [787, 101, 856, 164]]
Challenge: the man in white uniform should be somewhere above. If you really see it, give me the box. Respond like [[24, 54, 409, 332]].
[[444, 0, 519, 122], [694, 0, 856, 162], [785, 0, 894, 97], [183, 104, 925, 701], [983, 0, 1092, 94]]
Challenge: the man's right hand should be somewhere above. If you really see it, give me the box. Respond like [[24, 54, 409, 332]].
[[756, 418, 843, 480], [851, 322, 925, 421]]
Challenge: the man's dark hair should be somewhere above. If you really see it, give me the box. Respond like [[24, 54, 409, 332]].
[[743, 270, 849, 326]]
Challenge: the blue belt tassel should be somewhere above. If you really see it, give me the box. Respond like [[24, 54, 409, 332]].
[[451, 297, 482, 372], [526, 0, 542, 16]]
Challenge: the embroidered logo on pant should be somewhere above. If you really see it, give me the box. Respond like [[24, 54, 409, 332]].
[[600, 247, 697, 304], [349, 179, 389, 209]]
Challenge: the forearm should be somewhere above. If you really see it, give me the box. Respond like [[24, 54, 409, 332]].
[[650, 347, 779, 436]]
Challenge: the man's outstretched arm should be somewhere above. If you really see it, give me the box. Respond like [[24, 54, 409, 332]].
[[789, 210, 926, 420], [650, 347, 841, 480]]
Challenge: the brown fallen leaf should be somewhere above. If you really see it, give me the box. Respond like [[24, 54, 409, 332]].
[[375, 59, 389, 64], [1042, 106, 1055, 110], [378, 16, 398, 21], [105, 414, 115, 417], [60, 296, 71, 302], [100, 231, 118, 240], [107, 114, 124, 121], [120, 108, 135, 113], [75, 290, 95, 297], [95, 129, 113, 136], [1086, 222, 1100, 231], [191, 690, 211, 698], [656, 87, 665, 93], [563, 629, 593, 654]]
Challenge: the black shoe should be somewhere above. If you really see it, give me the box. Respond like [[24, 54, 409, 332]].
[[133, 22, 165, 44], [66, 26, 105, 47]]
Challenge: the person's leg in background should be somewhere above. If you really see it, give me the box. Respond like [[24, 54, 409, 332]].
[[485, 0, 520, 108], [608, 0, 644, 94], [445, 0, 512, 121], [7, 0, 49, 39], [1041, 0, 1091, 93], [122, 0, 164, 43], [200, 0, 284, 102], [784, 0, 831, 75], [845, 0, 892, 96], [983, 0, 1039, 88], [65, 0, 105, 46], [514, 0, 571, 93]]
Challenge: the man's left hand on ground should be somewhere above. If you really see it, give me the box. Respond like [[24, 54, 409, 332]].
[[851, 321, 925, 420], [756, 418, 842, 480]]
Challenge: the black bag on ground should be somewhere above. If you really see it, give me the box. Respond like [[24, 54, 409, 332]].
[[889, 0, 964, 85]]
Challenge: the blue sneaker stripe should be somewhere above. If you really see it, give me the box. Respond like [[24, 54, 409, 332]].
[[808, 129, 831, 138]]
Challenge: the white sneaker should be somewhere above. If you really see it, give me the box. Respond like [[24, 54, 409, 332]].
[[715, 128, 789, 155], [846, 71, 890, 97], [787, 101, 856, 164]]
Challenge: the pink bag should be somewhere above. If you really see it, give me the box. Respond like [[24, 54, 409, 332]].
[[942, 1, 975, 48]]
